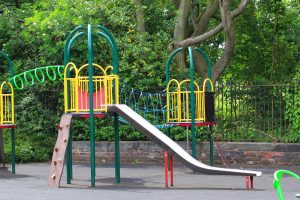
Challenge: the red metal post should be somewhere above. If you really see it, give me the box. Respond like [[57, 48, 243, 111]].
[[250, 176, 254, 189], [170, 154, 173, 187], [164, 151, 168, 188], [245, 176, 249, 190]]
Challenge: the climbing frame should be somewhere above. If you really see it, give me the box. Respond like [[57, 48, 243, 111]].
[[48, 114, 73, 187]]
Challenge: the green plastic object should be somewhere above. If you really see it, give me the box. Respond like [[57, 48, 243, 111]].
[[273, 170, 300, 200], [9, 65, 64, 90]]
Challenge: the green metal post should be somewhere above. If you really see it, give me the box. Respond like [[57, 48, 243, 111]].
[[195, 47, 214, 164], [114, 114, 120, 183], [97, 26, 120, 183], [88, 24, 96, 187], [188, 47, 197, 159], [64, 28, 85, 183], [11, 128, 15, 174]]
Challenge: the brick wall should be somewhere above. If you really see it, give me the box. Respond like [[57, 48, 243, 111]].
[[72, 141, 300, 166]]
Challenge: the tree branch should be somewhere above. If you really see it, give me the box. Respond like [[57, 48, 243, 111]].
[[178, 0, 249, 47], [135, 0, 146, 33], [172, 0, 192, 70], [172, 0, 181, 9], [193, 0, 219, 35], [212, 0, 235, 83]]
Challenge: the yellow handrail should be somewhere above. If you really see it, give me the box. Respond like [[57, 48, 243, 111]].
[[166, 79, 180, 122], [166, 78, 214, 123], [0, 81, 14, 124], [64, 62, 119, 113], [203, 78, 214, 92]]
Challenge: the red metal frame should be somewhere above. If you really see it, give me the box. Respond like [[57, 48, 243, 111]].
[[164, 151, 174, 188], [71, 112, 111, 119], [76, 113, 107, 118], [0, 124, 16, 129], [246, 176, 249, 190], [164, 151, 168, 188], [246, 176, 254, 190]]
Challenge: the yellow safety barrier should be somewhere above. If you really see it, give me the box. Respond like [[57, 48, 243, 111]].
[[166, 78, 214, 123], [0, 81, 14, 124], [64, 62, 119, 113]]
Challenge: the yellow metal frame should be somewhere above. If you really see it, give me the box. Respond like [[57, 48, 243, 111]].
[[0, 81, 14, 124], [166, 78, 214, 123], [64, 62, 119, 113]]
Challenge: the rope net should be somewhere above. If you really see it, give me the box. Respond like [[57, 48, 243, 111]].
[[120, 85, 168, 129]]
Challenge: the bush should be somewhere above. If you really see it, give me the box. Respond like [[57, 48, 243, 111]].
[[3, 130, 55, 163]]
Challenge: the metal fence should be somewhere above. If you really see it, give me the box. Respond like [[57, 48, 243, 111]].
[[214, 81, 299, 142], [36, 81, 299, 142]]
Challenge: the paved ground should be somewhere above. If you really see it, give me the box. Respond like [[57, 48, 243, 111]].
[[0, 163, 299, 200]]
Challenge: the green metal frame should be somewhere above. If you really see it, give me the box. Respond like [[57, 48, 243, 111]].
[[165, 47, 213, 162], [63, 24, 120, 187], [0, 50, 15, 174], [273, 169, 300, 200]]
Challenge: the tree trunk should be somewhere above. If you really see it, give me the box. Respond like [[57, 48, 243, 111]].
[[173, 0, 192, 70], [212, 0, 235, 83], [135, 0, 146, 33], [194, 50, 208, 78], [171, 0, 249, 82]]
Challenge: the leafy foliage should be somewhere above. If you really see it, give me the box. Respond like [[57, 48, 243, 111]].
[[285, 71, 300, 141]]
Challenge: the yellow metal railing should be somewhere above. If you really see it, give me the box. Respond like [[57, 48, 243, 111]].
[[64, 62, 119, 113], [166, 78, 214, 123], [0, 81, 14, 124]]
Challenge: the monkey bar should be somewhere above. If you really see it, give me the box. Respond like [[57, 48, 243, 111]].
[[64, 62, 119, 113]]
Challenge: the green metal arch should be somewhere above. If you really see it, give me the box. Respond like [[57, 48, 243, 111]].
[[97, 31, 118, 74], [64, 26, 84, 65], [194, 47, 212, 79], [165, 47, 183, 86], [66, 32, 86, 65], [96, 25, 119, 74], [0, 51, 14, 78]]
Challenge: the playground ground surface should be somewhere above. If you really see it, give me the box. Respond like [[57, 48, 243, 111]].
[[0, 163, 299, 200]]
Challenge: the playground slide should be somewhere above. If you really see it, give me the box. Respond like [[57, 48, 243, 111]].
[[108, 104, 262, 177], [48, 114, 73, 187]]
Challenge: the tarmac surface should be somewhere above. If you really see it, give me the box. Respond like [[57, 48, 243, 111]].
[[0, 163, 299, 200]]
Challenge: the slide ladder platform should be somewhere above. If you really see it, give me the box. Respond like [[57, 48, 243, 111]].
[[48, 114, 73, 187], [108, 104, 262, 177]]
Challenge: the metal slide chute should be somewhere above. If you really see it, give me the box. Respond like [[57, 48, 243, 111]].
[[108, 104, 262, 177]]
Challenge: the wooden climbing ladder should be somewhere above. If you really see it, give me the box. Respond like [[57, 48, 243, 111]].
[[48, 114, 73, 187]]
